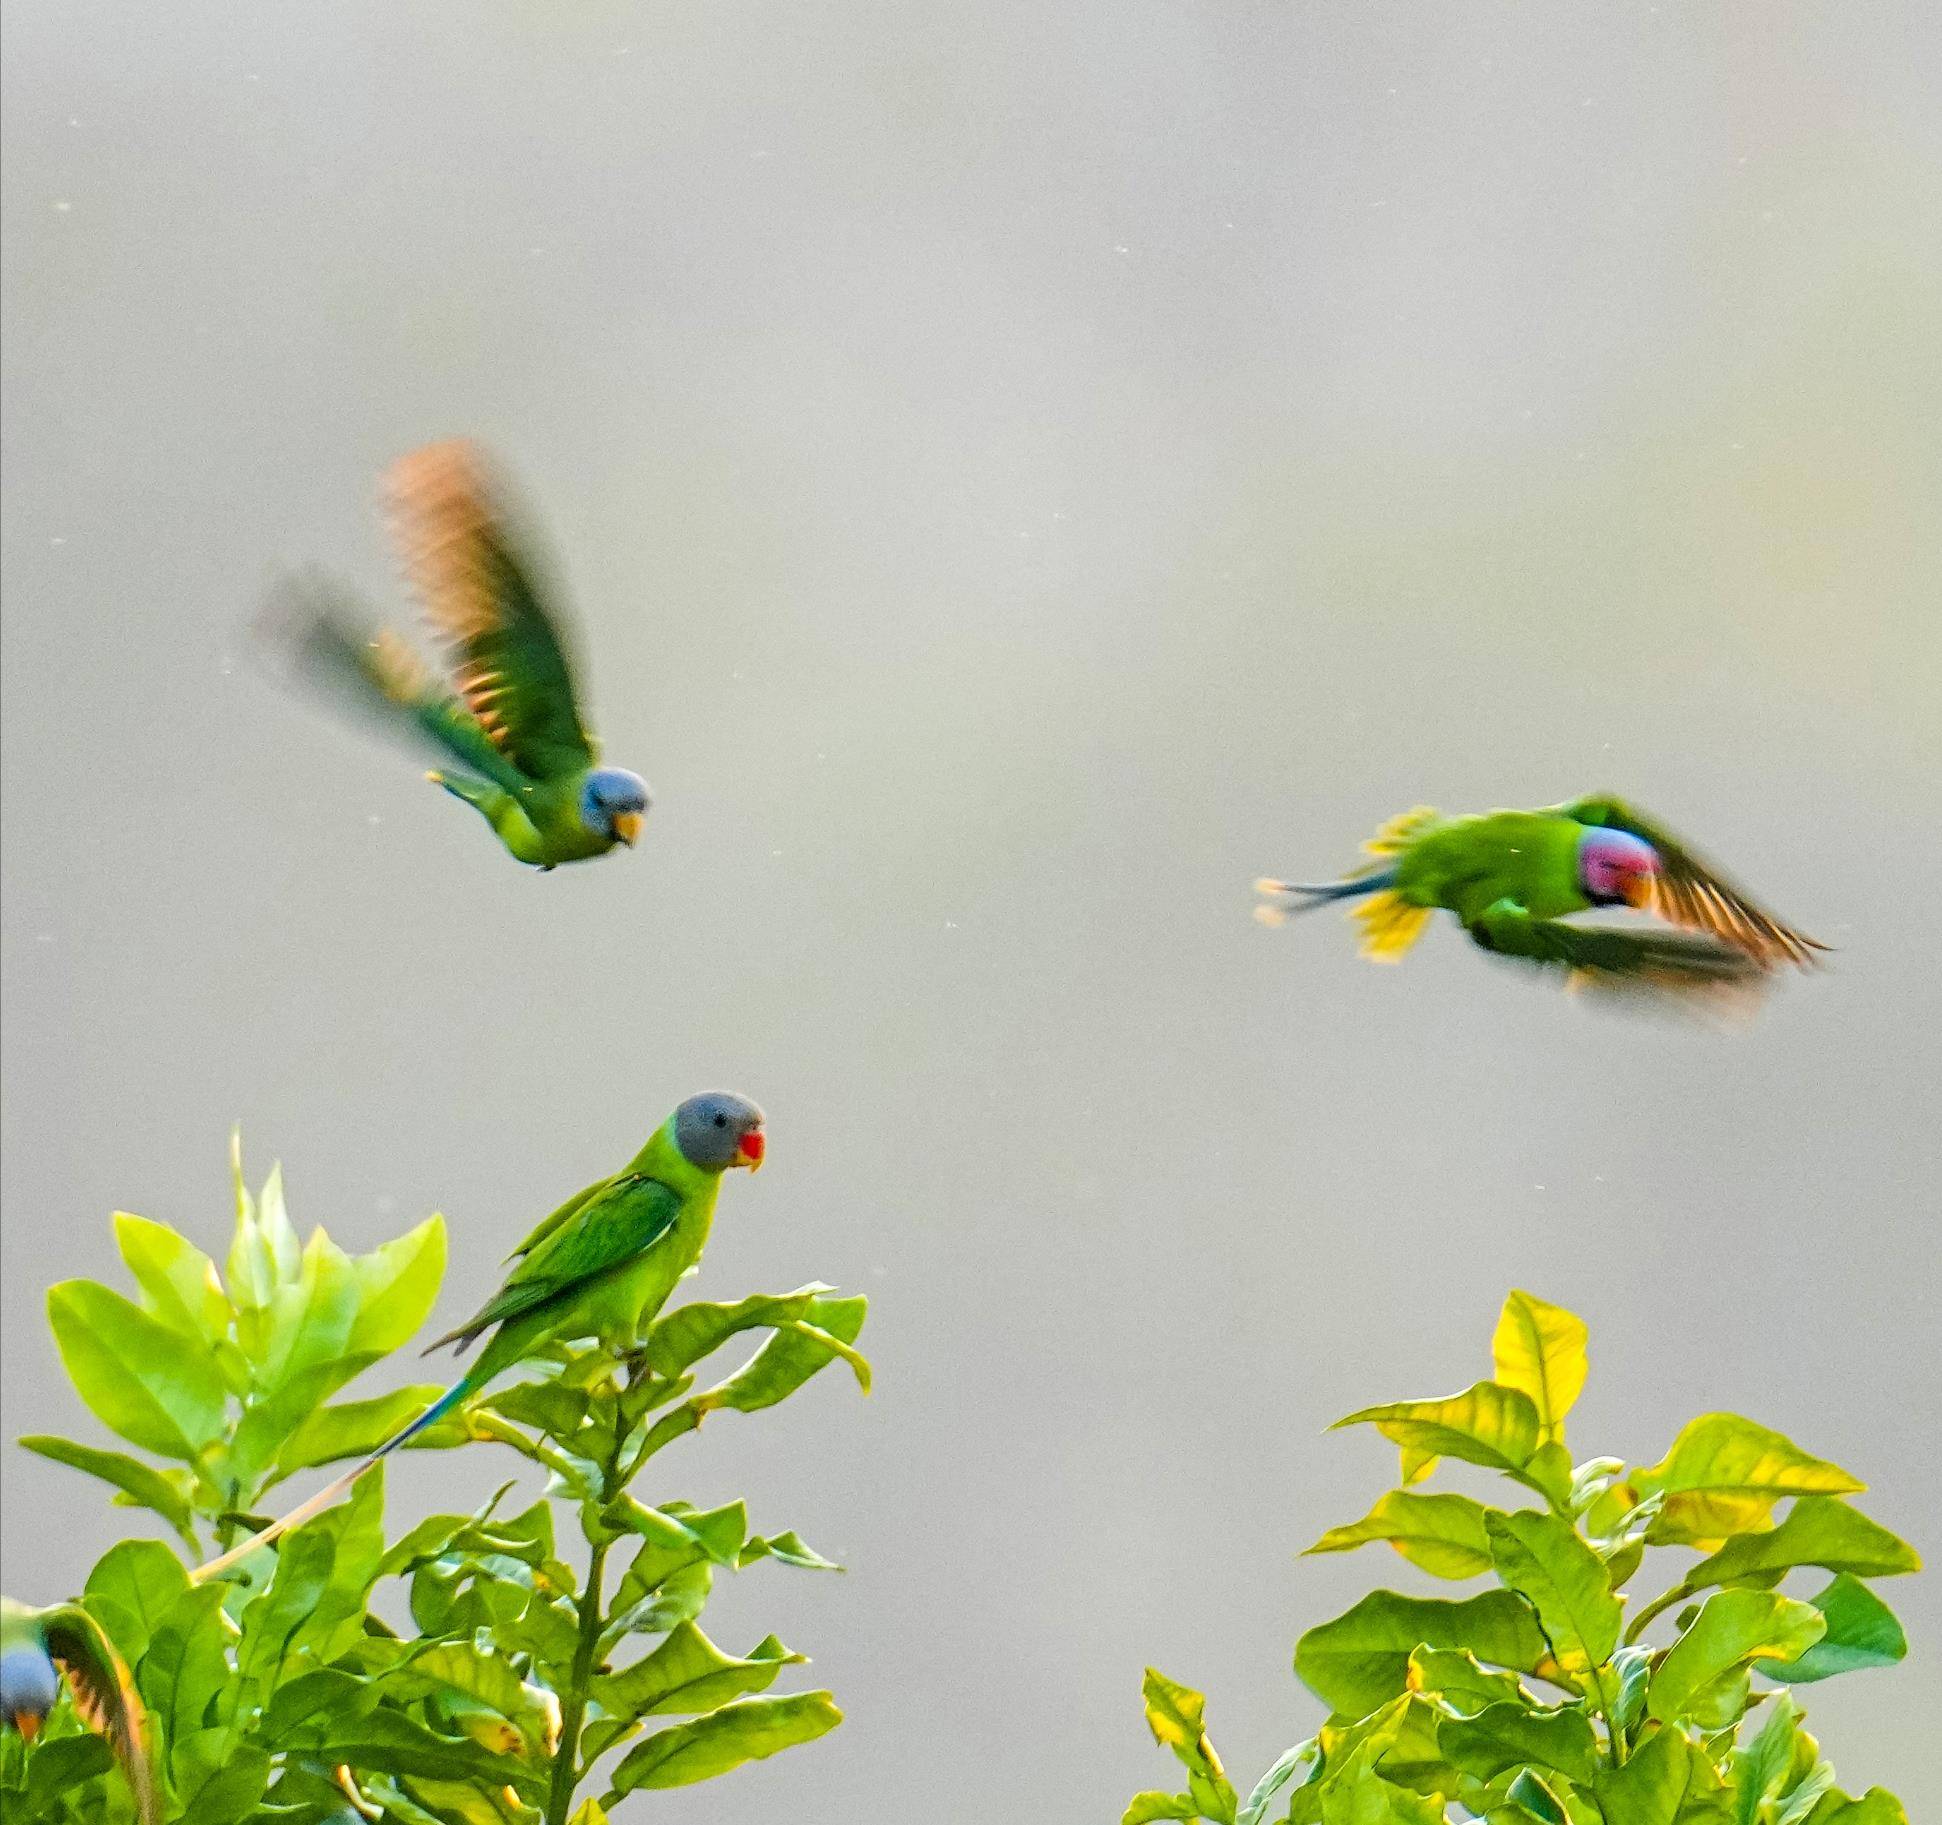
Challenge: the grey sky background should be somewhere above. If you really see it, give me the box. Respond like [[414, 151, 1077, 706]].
[[4, 2, 1939, 1817]]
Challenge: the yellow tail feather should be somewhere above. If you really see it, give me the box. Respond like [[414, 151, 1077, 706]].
[[1361, 806, 1441, 860], [1353, 891, 1433, 962]]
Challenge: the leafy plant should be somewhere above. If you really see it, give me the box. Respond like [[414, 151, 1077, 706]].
[[5, 1138, 868, 1825], [1126, 1291, 1917, 1825]]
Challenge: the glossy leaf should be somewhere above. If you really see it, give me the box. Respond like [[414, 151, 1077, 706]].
[[1753, 1574, 1907, 1684], [1592, 1727, 1732, 1825], [1295, 1590, 1551, 1717], [46, 1280, 228, 1461], [1333, 1382, 1544, 1488], [83, 1538, 190, 1665], [644, 1285, 838, 1376], [1138, 1669, 1237, 1825], [1683, 1497, 1919, 1592], [1124, 1793, 1200, 1824], [270, 1383, 466, 1480], [740, 1528, 843, 1571], [1490, 1292, 1588, 1447], [1485, 1509, 1621, 1675], [1438, 1700, 1599, 1785], [1404, 1646, 1530, 1713], [1631, 1416, 1863, 1545], [605, 1689, 842, 1793], [17, 1435, 197, 1542], [591, 1622, 802, 1726], [1307, 1491, 1496, 1581], [1647, 1589, 1824, 1722], [113, 1212, 228, 1345], [1238, 1740, 1318, 1825], [693, 1294, 871, 1415]]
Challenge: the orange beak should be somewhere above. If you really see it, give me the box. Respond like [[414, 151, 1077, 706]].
[[12, 1710, 42, 1744], [612, 811, 644, 847], [1622, 873, 1657, 911], [734, 1128, 766, 1172]]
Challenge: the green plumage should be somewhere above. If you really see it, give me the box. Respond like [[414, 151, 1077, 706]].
[[1257, 795, 1822, 1005], [2, 1596, 159, 1825], [267, 440, 649, 869]]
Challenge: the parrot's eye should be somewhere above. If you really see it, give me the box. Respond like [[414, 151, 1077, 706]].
[[713, 1114, 728, 1128]]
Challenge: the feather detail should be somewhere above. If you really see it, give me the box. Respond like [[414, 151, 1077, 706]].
[[1360, 806, 1441, 860], [1353, 891, 1434, 962]]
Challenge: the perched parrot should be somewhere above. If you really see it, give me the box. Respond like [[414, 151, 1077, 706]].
[[1254, 797, 1823, 1003], [2, 1595, 159, 1824], [266, 439, 651, 868], [192, 1091, 767, 1583]]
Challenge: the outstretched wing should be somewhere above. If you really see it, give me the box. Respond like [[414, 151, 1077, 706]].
[[40, 1604, 159, 1825], [1468, 902, 1769, 1012], [387, 441, 598, 783], [259, 573, 533, 795], [1558, 795, 1825, 968], [427, 1174, 683, 1351]]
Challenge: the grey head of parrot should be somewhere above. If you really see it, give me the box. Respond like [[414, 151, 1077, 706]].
[[673, 1090, 766, 1173], [1, 1641, 59, 1737], [579, 768, 652, 845]]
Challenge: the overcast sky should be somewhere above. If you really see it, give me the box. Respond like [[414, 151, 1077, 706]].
[[4, 2, 1938, 1816]]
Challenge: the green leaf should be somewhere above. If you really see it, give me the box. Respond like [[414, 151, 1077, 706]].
[[1139, 1669, 1238, 1825], [692, 1294, 870, 1416], [605, 1689, 842, 1793], [1238, 1740, 1319, 1825], [1306, 1491, 1496, 1580], [1490, 1292, 1588, 1447], [1404, 1646, 1531, 1713], [644, 1285, 837, 1376], [1505, 1769, 1569, 1824], [374, 1640, 559, 1755], [1439, 1700, 1599, 1785], [1753, 1574, 1907, 1683], [1794, 1792, 1910, 1825], [1124, 1794, 1199, 1824], [137, 1583, 235, 1743], [1631, 1416, 1863, 1546], [1484, 1509, 1622, 1676], [113, 1212, 228, 1344], [1593, 1726, 1733, 1825], [1683, 1497, 1919, 1592], [1333, 1382, 1544, 1488], [592, 1622, 802, 1726], [17, 1435, 197, 1541], [1647, 1589, 1824, 1722], [271, 1384, 467, 1479], [1294, 1590, 1550, 1718], [83, 1538, 189, 1663], [46, 1280, 228, 1461], [740, 1529, 843, 1571], [344, 1214, 446, 1356]]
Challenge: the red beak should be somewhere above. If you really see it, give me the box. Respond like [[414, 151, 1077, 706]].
[[735, 1129, 766, 1171]]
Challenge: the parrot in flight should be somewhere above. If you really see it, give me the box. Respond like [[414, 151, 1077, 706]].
[[192, 1091, 767, 1583], [2, 1595, 159, 1824], [265, 439, 651, 868], [1254, 796, 1824, 1004]]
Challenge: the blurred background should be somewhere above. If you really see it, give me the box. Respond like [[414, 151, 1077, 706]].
[[4, 1, 1938, 1815]]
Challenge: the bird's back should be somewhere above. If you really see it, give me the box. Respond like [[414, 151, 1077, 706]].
[[1397, 810, 1586, 922]]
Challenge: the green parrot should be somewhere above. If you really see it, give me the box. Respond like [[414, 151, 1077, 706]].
[[2, 1595, 160, 1824], [1254, 796, 1823, 1003], [267, 439, 650, 868], [192, 1091, 767, 1584]]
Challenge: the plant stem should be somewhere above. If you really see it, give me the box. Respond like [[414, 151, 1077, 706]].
[[546, 1534, 610, 1825]]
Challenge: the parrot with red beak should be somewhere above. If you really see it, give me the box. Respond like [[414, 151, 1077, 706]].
[[1255, 795, 1823, 1005], [193, 1092, 766, 1582]]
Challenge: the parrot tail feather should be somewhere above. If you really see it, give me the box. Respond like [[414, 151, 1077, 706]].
[[1353, 891, 1434, 962], [1254, 869, 1398, 927], [190, 1382, 470, 1584]]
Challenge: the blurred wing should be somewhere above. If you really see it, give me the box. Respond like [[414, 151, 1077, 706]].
[[259, 572, 531, 795], [1470, 907, 1770, 1013], [387, 441, 598, 782], [41, 1605, 159, 1825], [1559, 795, 1825, 968], [452, 1175, 685, 1336]]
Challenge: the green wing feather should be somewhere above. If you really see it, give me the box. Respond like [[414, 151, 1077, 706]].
[[263, 573, 532, 795], [425, 1175, 684, 1354], [388, 441, 598, 783], [503, 1175, 613, 1264], [1467, 900, 1766, 1007], [38, 1603, 160, 1825], [1558, 795, 1825, 967]]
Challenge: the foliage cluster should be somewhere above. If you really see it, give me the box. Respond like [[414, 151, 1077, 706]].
[[1128, 1291, 1917, 1825], [3, 1140, 867, 1825]]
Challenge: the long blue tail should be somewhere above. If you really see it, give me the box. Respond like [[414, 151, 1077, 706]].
[[1254, 867, 1398, 924], [191, 1380, 470, 1583]]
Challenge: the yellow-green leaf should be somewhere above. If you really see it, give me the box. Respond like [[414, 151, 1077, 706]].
[[1646, 1589, 1824, 1722], [1683, 1497, 1919, 1593], [1295, 1591, 1551, 1717], [605, 1690, 841, 1793], [1631, 1415, 1862, 1546], [1305, 1491, 1495, 1581], [113, 1212, 228, 1345], [1438, 1700, 1599, 1785], [1333, 1382, 1543, 1487], [1139, 1668, 1237, 1825], [47, 1280, 229, 1461], [1490, 1292, 1588, 1447], [1753, 1574, 1907, 1684], [1484, 1509, 1622, 1676]]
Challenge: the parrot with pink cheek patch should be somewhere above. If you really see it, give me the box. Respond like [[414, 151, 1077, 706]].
[[1254, 796, 1824, 1008]]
